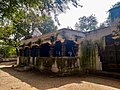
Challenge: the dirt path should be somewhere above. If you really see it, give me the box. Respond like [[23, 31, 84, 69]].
[[0, 62, 120, 90]]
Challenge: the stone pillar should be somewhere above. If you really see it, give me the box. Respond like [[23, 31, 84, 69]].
[[30, 57, 33, 65], [51, 58, 59, 72], [40, 58, 44, 70], [34, 57, 37, 66], [96, 49, 102, 70], [17, 56, 19, 65], [77, 44, 81, 70], [62, 43, 65, 56]]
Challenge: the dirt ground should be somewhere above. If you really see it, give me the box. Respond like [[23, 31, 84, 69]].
[[0, 61, 120, 90]]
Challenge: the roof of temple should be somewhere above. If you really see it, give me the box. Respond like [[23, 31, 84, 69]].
[[20, 28, 85, 45]]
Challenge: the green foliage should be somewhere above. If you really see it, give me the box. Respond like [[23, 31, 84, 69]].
[[111, 2, 120, 8], [0, 26, 13, 40], [80, 39, 104, 71], [0, 25, 19, 47], [0, 0, 80, 21], [13, 14, 57, 40], [0, 25, 21, 47], [0, 15, 57, 47], [0, 0, 81, 48], [99, 18, 110, 29], [80, 40, 97, 71], [38, 17, 57, 34], [75, 14, 98, 32], [0, 46, 16, 58]]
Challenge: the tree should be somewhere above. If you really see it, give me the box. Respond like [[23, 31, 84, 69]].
[[38, 17, 57, 34], [0, 0, 81, 50], [75, 22, 81, 30], [12, 16, 57, 45], [99, 18, 110, 29], [0, 0, 81, 43], [75, 14, 98, 32], [0, 0, 81, 22], [0, 25, 18, 47], [0, 0, 82, 57], [12, 11, 43, 42], [0, 15, 57, 47], [111, 1, 120, 8]]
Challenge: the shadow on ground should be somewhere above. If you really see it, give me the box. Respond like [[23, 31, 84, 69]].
[[1, 63, 120, 90]]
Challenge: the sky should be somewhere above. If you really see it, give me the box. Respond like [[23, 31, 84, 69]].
[[55, 0, 120, 29]]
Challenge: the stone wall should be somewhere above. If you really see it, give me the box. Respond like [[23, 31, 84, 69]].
[[85, 27, 112, 41]]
